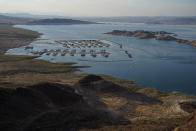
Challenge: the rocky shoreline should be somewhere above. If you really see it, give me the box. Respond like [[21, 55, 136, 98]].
[[105, 30, 196, 47]]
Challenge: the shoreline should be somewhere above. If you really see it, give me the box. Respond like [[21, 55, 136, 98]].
[[1, 25, 196, 101], [0, 25, 42, 55], [1, 25, 195, 96], [0, 25, 196, 130]]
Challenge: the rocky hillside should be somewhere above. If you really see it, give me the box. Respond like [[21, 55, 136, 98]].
[[0, 82, 129, 131], [1, 75, 196, 131]]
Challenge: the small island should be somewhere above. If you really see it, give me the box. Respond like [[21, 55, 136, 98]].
[[105, 30, 196, 47]]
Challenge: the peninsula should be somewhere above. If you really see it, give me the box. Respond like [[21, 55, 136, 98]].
[[105, 30, 196, 47], [0, 25, 41, 54]]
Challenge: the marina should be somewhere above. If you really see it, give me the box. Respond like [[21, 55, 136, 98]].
[[25, 40, 130, 58], [55, 40, 110, 48]]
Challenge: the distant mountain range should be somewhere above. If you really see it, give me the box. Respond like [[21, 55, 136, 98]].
[[0, 14, 94, 25], [78, 16, 196, 25], [27, 18, 94, 25], [0, 13, 196, 25], [0, 15, 35, 25], [0, 13, 68, 19]]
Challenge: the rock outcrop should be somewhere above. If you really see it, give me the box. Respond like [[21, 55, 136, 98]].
[[155, 35, 177, 41], [176, 110, 196, 131], [190, 40, 196, 46], [132, 31, 155, 39]]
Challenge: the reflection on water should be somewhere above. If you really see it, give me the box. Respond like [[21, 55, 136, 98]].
[[6, 23, 196, 95]]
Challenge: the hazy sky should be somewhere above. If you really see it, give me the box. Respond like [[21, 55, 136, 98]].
[[0, 0, 195, 16]]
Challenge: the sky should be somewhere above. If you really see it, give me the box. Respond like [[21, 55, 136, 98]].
[[0, 0, 195, 17]]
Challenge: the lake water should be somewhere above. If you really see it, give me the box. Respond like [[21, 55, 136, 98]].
[[7, 23, 196, 95]]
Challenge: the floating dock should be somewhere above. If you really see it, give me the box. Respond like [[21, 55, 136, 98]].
[[55, 40, 110, 49], [28, 39, 132, 59]]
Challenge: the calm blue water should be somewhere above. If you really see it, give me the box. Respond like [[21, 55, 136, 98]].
[[7, 23, 196, 95]]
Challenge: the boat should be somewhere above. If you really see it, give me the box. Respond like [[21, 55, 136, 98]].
[[90, 51, 97, 57], [25, 46, 34, 50], [46, 52, 51, 55], [128, 54, 132, 58], [53, 52, 58, 56], [61, 52, 66, 56]]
